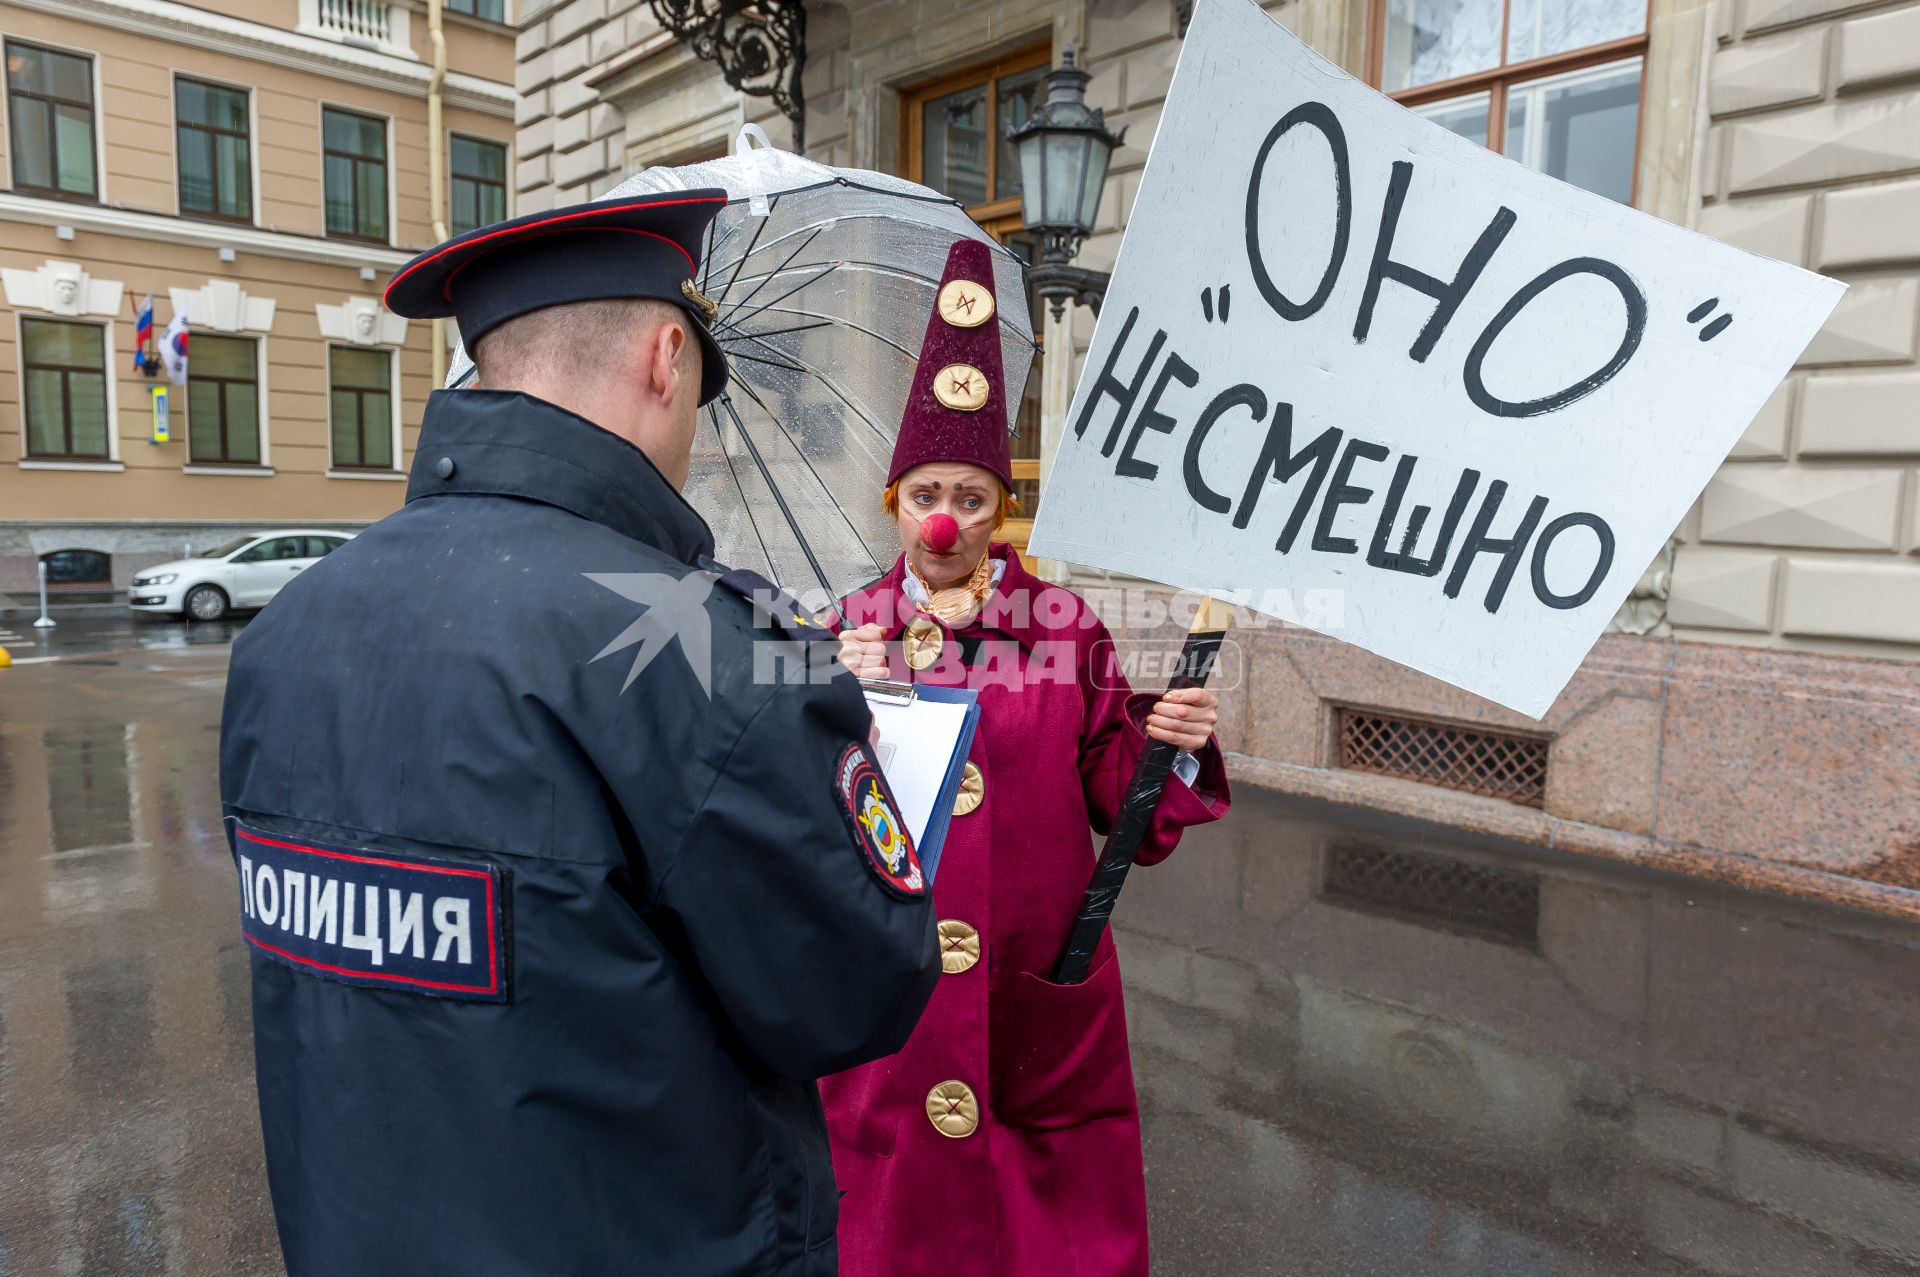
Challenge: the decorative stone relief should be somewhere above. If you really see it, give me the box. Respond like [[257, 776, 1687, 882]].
[[0, 259, 123, 317], [1609, 541, 1674, 637], [170, 280, 275, 334], [316, 297, 409, 346]]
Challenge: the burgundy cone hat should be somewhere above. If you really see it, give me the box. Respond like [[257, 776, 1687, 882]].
[[886, 239, 1014, 490]]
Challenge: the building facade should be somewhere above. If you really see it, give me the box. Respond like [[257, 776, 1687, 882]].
[[0, 0, 516, 599], [510, 0, 1920, 906]]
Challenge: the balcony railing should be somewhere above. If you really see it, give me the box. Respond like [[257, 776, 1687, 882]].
[[297, 0, 414, 57]]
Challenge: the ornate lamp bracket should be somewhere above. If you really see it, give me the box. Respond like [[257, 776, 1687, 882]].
[[647, 0, 808, 150]]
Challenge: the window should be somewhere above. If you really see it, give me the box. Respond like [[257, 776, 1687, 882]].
[[329, 346, 393, 470], [40, 548, 110, 584], [304, 536, 347, 558], [236, 536, 307, 562], [175, 78, 251, 222], [323, 107, 388, 242], [5, 41, 96, 200], [21, 317, 110, 459], [1372, 0, 1648, 204], [448, 0, 506, 21], [903, 46, 1051, 548], [450, 134, 507, 234], [187, 334, 261, 464], [905, 47, 1049, 223]]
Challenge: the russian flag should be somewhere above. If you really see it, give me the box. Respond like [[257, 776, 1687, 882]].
[[132, 293, 154, 371]]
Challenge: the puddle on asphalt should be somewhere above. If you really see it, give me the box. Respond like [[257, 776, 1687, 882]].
[[1122, 788, 1920, 1276], [0, 660, 1916, 1276]]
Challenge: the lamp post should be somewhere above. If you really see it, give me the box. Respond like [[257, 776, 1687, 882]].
[[1005, 49, 1126, 322]]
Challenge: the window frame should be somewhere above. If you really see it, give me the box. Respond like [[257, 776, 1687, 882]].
[[1364, 0, 1653, 204], [326, 344, 399, 473], [446, 0, 509, 24], [4, 38, 101, 204], [185, 332, 265, 466], [18, 315, 113, 462], [172, 73, 255, 225], [901, 43, 1053, 551], [449, 131, 509, 235], [320, 103, 393, 245], [900, 43, 1052, 228]]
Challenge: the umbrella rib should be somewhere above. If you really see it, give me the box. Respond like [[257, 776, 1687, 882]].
[[740, 302, 922, 363], [728, 373, 887, 574], [717, 261, 842, 334], [721, 347, 812, 374], [714, 392, 835, 600], [719, 223, 829, 316], [729, 349, 903, 474], [716, 194, 778, 304], [718, 318, 836, 344], [720, 323, 895, 442], [706, 399, 780, 576], [701, 223, 740, 293], [702, 215, 843, 281]]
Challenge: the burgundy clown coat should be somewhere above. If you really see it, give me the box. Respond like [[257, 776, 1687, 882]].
[[821, 545, 1230, 1277]]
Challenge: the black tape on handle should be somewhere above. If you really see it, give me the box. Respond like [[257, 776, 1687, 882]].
[[1052, 623, 1228, 985]]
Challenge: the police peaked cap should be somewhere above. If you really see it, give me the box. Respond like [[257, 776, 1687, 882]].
[[385, 192, 732, 405]]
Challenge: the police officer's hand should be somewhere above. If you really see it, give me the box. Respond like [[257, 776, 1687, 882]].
[[838, 623, 890, 680]]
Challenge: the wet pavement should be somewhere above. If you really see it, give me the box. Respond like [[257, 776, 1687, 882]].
[[1, 644, 1917, 1275], [0, 608, 252, 665]]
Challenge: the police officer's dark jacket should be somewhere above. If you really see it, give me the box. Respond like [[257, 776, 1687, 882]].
[[220, 388, 939, 1276]]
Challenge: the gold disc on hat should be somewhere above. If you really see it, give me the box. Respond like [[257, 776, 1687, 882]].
[[933, 364, 991, 413], [938, 279, 995, 329], [904, 615, 943, 670]]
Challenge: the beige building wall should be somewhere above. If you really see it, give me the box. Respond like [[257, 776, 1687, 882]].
[[0, 0, 515, 591], [1676, 0, 1920, 654], [514, 0, 1920, 904]]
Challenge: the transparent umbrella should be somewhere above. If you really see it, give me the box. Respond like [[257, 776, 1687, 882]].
[[447, 129, 1037, 607]]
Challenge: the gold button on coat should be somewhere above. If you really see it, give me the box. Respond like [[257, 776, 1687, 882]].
[[904, 616, 943, 670], [926, 1080, 980, 1138], [932, 364, 991, 412], [937, 919, 980, 974], [938, 278, 995, 329], [953, 762, 984, 816]]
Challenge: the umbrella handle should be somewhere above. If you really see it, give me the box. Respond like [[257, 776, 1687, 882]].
[[1052, 597, 1234, 985]]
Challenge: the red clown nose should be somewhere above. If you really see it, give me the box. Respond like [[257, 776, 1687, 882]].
[[921, 513, 959, 554]]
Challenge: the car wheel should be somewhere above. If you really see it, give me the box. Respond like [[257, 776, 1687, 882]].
[[184, 584, 230, 622]]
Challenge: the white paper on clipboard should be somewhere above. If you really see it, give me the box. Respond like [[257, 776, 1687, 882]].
[[864, 686, 974, 854]]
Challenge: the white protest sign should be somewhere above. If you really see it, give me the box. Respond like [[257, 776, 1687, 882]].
[[1027, 0, 1846, 718]]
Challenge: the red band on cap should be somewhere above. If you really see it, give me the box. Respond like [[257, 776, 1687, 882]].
[[436, 226, 694, 303], [383, 195, 727, 308]]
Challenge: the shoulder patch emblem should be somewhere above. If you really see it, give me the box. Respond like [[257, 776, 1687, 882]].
[[834, 743, 925, 899]]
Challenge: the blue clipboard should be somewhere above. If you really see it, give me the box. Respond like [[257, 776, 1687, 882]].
[[863, 681, 979, 885]]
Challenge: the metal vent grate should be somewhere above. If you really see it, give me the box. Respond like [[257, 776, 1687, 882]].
[[1320, 842, 1540, 948], [1337, 708, 1549, 808]]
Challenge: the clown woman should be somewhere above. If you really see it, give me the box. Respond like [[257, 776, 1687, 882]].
[[825, 240, 1232, 1277]]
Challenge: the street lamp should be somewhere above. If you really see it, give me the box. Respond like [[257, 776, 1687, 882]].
[[1005, 48, 1126, 321]]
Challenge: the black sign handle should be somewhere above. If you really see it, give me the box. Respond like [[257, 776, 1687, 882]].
[[1052, 597, 1234, 985]]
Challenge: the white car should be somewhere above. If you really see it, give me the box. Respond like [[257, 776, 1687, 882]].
[[129, 529, 357, 622]]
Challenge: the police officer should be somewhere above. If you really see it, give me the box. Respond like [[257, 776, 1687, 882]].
[[219, 192, 940, 1276]]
